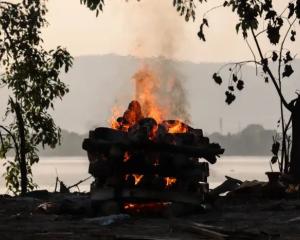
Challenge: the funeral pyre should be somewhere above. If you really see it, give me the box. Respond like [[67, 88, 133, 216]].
[[82, 67, 224, 215]]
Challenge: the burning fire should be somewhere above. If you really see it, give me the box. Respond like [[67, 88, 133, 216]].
[[108, 67, 189, 135], [109, 67, 186, 202], [163, 120, 188, 134], [125, 174, 144, 186], [132, 174, 144, 185], [134, 68, 165, 123], [165, 177, 177, 188], [125, 174, 177, 189]]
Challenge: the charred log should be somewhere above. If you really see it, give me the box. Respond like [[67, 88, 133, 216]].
[[83, 137, 223, 164]]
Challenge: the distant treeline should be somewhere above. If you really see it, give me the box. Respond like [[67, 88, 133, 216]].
[[210, 124, 275, 156], [39, 130, 87, 156], [38, 124, 275, 157]]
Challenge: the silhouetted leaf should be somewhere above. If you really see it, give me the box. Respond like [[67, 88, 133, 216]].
[[235, 23, 241, 33], [271, 156, 278, 164], [228, 86, 234, 91], [284, 51, 293, 64], [277, 17, 283, 26], [265, 10, 276, 20], [263, 0, 272, 11], [197, 29, 206, 41], [296, 0, 300, 18], [272, 141, 280, 155], [225, 91, 236, 105], [283, 64, 294, 78], [267, 24, 280, 45], [288, 3, 295, 19], [291, 30, 296, 41], [262, 58, 269, 73], [237, 80, 244, 90], [265, 77, 269, 83], [232, 74, 238, 82], [198, 20, 207, 42], [272, 51, 278, 61], [213, 73, 222, 85]]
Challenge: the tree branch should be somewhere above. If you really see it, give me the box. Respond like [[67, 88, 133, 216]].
[[250, 28, 291, 112], [0, 125, 20, 161]]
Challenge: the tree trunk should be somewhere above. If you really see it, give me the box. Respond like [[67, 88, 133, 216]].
[[14, 101, 28, 195], [290, 96, 300, 180]]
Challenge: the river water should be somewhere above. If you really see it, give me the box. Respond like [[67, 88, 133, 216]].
[[0, 156, 273, 194]]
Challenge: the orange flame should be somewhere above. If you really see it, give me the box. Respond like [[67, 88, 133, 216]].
[[109, 106, 122, 129], [134, 67, 165, 123], [124, 202, 170, 213], [164, 120, 188, 134], [165, 177, 177, 188], [124, 152, 130, 162], [109, 67, 189, 136], [133, 174, 144, 186]]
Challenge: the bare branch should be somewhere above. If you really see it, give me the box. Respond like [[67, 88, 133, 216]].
[[250, 28, 291, 111]]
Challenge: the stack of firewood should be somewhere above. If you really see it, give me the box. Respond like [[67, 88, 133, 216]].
[[82, 101, 224, 215]]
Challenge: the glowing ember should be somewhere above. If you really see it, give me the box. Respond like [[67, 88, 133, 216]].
[[165, 177, 177, 188], [124, 202, 171, 214], [132, 174, 144, 185], [164, 120, 188, 134], [124, 203, 135, 210], [124, 152, 130, 162]]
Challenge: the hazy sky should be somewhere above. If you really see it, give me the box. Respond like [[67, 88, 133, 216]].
[[42, 0, 299, 63], [2, 0, 300, 134]]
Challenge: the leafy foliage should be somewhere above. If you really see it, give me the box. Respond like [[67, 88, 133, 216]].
[[0, 0, 73, 194], [80, 0, 207, 20]]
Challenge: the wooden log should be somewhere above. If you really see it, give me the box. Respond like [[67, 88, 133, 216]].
[[208, 176, 242, 201], [91, 127, 128, 142], [82, 138, 223, 164], [89, 160, 112, 177], [128, 117, 158, 142]]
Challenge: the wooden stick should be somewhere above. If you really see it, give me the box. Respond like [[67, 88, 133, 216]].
[[68, 176, 93, 190]]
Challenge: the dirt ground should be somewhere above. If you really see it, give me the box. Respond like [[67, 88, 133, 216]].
[[0, 192, 300, 240]]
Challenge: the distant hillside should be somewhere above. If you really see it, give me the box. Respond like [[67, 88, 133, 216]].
[[39, 124, 276, 156], [39, 130, 86, 156], [210, 124, 275, 156], [28, 54, 300, 134], [1, 54, 300, 134]]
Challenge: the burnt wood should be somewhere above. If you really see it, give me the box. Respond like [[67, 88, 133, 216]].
[[82, 138, 223, 164]]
